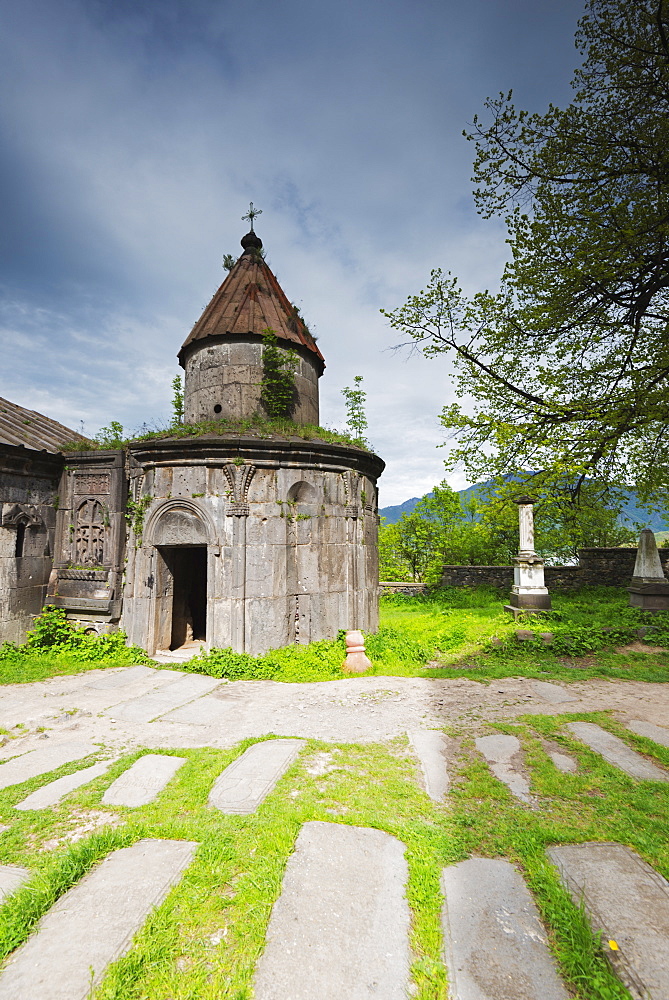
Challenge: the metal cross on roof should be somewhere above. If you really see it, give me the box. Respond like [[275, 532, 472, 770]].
[[242, 202, 262, 232]]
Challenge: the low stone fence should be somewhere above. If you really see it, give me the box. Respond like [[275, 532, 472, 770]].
[[379, 582, 427, 596], [438, 547, 669, 592]]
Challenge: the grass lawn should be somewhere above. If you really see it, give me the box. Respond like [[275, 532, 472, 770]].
[[1, 589, 668, 997], [2, 714, 667, 998]]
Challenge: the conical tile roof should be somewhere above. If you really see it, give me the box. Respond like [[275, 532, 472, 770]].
[[178, 234, 325, 372]]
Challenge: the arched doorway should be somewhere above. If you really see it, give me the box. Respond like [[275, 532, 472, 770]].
[[147, 503, 211, 652]]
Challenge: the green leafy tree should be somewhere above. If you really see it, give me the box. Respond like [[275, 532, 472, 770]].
[[94, 421, 125, 449], [171, 375, 184, 428], [383, 0, 669, 510], [341, 376, 369, 446]]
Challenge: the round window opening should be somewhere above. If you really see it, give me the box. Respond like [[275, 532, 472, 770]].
[[213, 404, 222, 414]]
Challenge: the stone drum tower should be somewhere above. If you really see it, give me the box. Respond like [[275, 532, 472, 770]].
[[116, 224, 384, 656]]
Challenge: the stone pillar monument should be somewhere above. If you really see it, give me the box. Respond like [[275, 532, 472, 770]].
[[628, 528, 669, 611], [504, 495, 551, 617]]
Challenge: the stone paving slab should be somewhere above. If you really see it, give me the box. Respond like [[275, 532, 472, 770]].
[[161, 692, 234, 726], [15, 758, 116, 810], [107, 674, 221, 723], [85, 665, 168, 690], [0, 741, 100, 791], [209, 739, 305, 814], [0, 838, 197, 1000], [102, 754, 187, 807], [475, 734, 534, 804], [408, 730, 450, 801], [531, 681, 577, 704], [626, 719, 669, 747], [253, 821, 411, 999], [441, 857, 569, 1000], [565, 722, 669, 781], [0, 866, 30, 905], [549, 842, 669, 1000], [547, 751, 578, 774]]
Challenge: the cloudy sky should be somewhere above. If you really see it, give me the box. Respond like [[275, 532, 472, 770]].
[[0, 0, 586, 505]]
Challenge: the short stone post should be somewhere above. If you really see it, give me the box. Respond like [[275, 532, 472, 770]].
[[628, 528, 669, 611], [504, 495, 551, 618], [342, 629, 372, 673]]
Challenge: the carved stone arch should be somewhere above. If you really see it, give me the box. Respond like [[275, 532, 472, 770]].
[[144, 498, 216, 548], [2, 503, 42, 528], [287, 480, 317, 503]]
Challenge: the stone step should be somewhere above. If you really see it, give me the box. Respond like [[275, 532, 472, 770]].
[[0, 838, 197, 1000], [441, 857, 569, 1000], [549, 842, 669, 1000], [107, 674, 221, 723], [0, 741, 100, 792], [408, 729, 451, 801], [253, 821, 411, 999], [0, 866, 30, 905], [475, 734, 535, 805], [565, 722, 669, 781], [209, 739, 305, 814], [15, 758, 116, 811], [102, 754, 187, 807]]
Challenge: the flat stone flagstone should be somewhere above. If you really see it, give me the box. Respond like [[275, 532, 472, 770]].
[[0, 866, 30, 905], [547, 750, 577, 774], [209, 739, 305, 814], [626, 719, 669, 748], [0, 838, 197, 1000], [549, 842, 669, 1000], [531, 681, 577, 704], [162, 691, 233, 726], [16, 758, 116, 810], [408, 730, 450, 801], [85, 664, 168, 690], [107, 674, 221, 723], [0, 741, 100, 791], [441, 857, 569, 1000], [253, 821, 411, 999], [475, 734, 534, 804], [102, 754, 187, 807], [565, 722, 669, 781]]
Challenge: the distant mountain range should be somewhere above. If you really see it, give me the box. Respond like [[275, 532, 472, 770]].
[[379, 484, 669, 532]]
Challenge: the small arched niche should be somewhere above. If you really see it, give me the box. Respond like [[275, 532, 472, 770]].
[[287, 480, 317, 504]]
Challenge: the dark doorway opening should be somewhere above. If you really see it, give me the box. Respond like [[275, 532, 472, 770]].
[[161, 546, 207, 650]]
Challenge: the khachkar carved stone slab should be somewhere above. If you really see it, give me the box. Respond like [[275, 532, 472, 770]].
[[0, 742, 99, 791], [16, 759, 116, 811], [209, 739, 305, 814], [0, 866, 30, 905], [0, 839, 197, 1000], [73, 472, 111, 495], [475, 734, 535, 805], [565, 722, 669, 781], [408, 730, 451, 802], [441, 857, 569, 1000], [253, 821, 411, 999], [102, 755, 187, 807], [549, 842, 669, 1000]]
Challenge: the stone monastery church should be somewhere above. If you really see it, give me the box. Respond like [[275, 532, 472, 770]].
[[0, 225, 384, 655]]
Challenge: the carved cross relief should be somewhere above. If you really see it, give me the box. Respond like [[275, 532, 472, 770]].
[[75, 499, 106, 566]]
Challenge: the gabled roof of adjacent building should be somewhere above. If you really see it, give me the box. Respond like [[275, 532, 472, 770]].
[[178, 231, 325, 371], [0, 396, 85, 453]]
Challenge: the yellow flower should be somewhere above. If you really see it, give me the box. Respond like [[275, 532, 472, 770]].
[[608, 940, 619, 951]]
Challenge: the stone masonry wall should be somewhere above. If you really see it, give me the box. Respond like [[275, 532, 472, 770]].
[[184, 337, 320, 426], [438, 547, 669, 591]]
